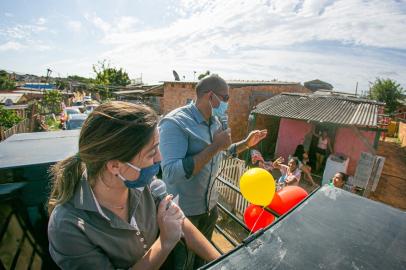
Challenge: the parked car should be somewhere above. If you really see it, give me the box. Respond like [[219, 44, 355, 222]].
[[60, 107, 81, 128], [72, 100, 84, 107], [83, 95, 92, 102], [71, 101, 85, 112], [65, 114, 88, 130], [84, 104, 99, 114]]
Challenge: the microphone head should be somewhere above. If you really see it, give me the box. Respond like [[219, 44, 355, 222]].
[[150, 178, 167, 200], [219, 115, 228, 130]]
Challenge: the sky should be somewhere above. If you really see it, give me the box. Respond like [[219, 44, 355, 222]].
[[0, 0, 405, 93]]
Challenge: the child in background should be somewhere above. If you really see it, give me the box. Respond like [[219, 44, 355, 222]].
[[291, 145, 317, 186], [330, 172, 354, 192], [250, 149, 274, 172]]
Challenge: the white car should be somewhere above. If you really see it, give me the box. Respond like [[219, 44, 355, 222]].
[[66, 114, 88, 130], [84, 104, 99, 114]]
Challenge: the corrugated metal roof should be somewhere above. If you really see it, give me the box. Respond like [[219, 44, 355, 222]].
[[113, 90, 145, 95], [0, 93, 24, 104], [252, 93, 384, 128]]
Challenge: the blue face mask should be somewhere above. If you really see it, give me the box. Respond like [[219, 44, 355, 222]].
[[211, 93, 229, 118], [117, 161, 161, 190]]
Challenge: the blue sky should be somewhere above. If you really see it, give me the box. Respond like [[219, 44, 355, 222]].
[[0, 0, 405, 93]]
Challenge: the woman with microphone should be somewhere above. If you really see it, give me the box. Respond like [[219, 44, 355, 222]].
[[47, 101, 220, 269]]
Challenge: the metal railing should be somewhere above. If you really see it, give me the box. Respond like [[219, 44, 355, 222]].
[[213, 158, 281, 253]]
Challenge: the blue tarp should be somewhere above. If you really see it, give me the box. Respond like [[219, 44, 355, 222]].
[[22, 83, 55, 90]]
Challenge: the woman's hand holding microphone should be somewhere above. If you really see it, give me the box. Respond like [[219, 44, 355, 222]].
[[157, 195, 185, 251]]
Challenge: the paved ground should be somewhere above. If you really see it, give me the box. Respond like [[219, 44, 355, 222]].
[[369, 138, 406, 210]]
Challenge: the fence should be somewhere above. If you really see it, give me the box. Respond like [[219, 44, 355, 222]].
[[216, 157, 249, 217], [0, 118, 34, 141], [399, 121, 406, 147]]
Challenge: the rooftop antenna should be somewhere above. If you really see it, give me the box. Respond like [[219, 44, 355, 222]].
[[173, 70, 180, 81]]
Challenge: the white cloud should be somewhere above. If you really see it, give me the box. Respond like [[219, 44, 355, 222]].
[[0, 41, 26, 51], [36, 17, 47, 25], [4, 12, 14, 17], [116, 16, 139, 32], [84, 13, 111, 32], [87, 0, 406, 90], [3, 0, 404, 91], [84, 14, 140, 35], [0, 23, 47, 40], [67, 20, 82, 32]]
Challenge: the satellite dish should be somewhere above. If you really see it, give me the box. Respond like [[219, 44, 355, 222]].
[[173, 70, 180, 81], [5, 98, 13, 106]]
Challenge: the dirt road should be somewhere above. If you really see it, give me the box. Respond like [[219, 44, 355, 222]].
[[369, 139, 406, 210]]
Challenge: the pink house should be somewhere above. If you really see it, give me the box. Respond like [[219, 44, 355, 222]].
[[252, 93, 385, 176]]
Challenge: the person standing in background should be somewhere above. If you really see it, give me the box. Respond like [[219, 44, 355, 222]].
[[313, 129, 333, 173], [159, 74, 267, 269]]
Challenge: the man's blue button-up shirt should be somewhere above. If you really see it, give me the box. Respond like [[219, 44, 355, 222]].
[[158, 103, 225, 216]]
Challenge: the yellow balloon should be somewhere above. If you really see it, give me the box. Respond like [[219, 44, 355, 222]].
[[239, 168, 275, 206]]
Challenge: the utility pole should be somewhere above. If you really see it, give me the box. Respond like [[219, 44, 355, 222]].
[[355, 82, 358, 97], [46, 68, 52, 83]]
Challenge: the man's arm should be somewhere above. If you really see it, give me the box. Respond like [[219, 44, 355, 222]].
[[159, 120, 231, 181], [192, 129, 231, 175], [159, 120, 194, 185], [232, 139, 249, 155], [232, 130, 268, 155]]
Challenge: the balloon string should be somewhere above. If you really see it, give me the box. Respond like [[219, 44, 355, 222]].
[[248, 206, 266, 237]]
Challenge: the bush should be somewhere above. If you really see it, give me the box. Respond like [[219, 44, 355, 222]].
[[41, 90, 62, 114], [0, 106, 22, 129]]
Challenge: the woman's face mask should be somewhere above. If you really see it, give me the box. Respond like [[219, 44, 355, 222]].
[[117, 161, 161, 190]]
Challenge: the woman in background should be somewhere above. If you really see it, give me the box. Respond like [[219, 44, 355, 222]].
[[313, 129, 333, 173], [273, 157, 301, 188], [292, 145, 317, 186]]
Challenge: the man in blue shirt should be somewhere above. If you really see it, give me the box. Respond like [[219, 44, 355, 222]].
[[159, 74, 267, 269]]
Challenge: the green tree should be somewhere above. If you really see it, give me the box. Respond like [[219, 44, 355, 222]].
[[67, 75, 95, 84], [0, 70, 16, 90], [198, 70, 210, 80], [369, 78, 405, 115], [56, 80, 68, 90], [0, 106, 22, 128], [42, 90, 62, 114], [93, 60, 131, 99]]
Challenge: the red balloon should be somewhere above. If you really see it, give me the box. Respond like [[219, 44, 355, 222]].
[[268, 186, 308, 215], [244, 204, 275, 233]]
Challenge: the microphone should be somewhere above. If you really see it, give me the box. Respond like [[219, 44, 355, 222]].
[[150, 179, 185, 238], [150, 178, 181, 211], [150, 178, 167, 200], [219, 115, 228, 130]]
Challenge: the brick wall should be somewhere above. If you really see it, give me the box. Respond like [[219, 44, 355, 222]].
[[399, 121, 406, 147], [163, 83, 196, 114], [163, 82, 310, 142], [228, 84, 308, 141]]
